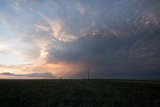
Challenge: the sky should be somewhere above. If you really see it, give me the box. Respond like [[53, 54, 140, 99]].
[[0, 0, 160, 79]]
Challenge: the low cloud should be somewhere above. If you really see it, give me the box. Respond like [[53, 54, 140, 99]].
[[0, 72, 55, 79]]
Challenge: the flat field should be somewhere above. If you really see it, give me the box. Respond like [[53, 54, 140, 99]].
[[0, 79, 159, 107]]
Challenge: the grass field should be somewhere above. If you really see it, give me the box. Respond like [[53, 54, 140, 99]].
[[0, 79, 159, 107]]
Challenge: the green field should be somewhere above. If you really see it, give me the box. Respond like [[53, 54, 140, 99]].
[[0, 79, 159, 107]]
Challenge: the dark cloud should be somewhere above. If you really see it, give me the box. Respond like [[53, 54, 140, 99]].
[[47, 27, 160, 67], [45, 0, 160, 79], [47, 32, 160, 79]]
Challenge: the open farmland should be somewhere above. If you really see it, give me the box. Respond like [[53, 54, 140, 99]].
[[0, 79, 159, 107]]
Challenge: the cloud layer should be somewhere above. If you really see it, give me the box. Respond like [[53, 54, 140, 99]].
[[0, 0, 160, 79], [0, 72, 55, 79]]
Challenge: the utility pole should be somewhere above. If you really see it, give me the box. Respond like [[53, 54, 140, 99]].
[[88, 68, 90, 79]]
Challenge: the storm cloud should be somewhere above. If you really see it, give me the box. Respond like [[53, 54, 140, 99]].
[[0, 0, 160, 79], [44, 0, 160, 79]]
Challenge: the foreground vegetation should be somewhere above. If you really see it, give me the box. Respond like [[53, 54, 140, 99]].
[[0, 79, 159, 107]]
